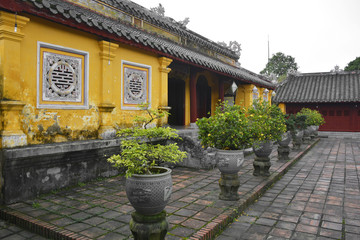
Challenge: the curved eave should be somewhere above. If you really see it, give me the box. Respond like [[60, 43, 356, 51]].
[[0, 0, 274, 89]]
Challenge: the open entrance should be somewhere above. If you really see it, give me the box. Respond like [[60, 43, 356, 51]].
[[168, 78, 185, 126], [196, 76, 211, 119]]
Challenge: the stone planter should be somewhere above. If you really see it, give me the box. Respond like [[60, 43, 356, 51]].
[[292, 130, 303, 150], [126, 167, 172, 216], [309, 125, 317, 138], [277, 131, 291, 160], [217, 149, 245, 174], [303, 126, 312, 143], [216, 149, 245, 200], [253, 141, 273, 176], [314, 125, 319, 136], [277, 131, 291, 147]]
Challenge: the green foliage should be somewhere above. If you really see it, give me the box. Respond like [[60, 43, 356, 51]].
[[344, 57, 360, 71], [107, 104, 187, 178], [32, 202, 40, 208], [284, 114, 296, 132], [196, 101, 252, 150], [247, 100, 287, 142], [287, 114, 307, 131], [297, 108, 325, 126], [260, 52, 298, 79]]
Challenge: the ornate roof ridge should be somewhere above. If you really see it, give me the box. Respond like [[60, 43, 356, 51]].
[[290, 70, 360, 77], [4, 0, 274, 88], [98, 0, 240, 60]]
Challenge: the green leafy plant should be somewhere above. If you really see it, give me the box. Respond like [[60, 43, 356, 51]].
[[284, 114, 296, 132], [32, 202, 40, 209], [287, 114, 307, 132], [296, 108, 325, 126], [196, 101, 252, 150], [107, 103, 187, 178], [247, 100, 287, 142]]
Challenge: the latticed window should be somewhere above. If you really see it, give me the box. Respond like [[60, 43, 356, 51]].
[[121, 60, 151, 110], [37, 42, 89, 109]]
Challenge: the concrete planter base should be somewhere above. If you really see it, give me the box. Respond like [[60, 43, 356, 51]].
[[130, 210, 168, 240], [219, 173, 240, 201]]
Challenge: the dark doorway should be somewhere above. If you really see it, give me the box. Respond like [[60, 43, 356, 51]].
[[196, 76, 211, 119], [168, 78, 185, 126]]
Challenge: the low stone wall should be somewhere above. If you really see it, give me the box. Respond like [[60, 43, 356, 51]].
[[0, 128, 242, 204], [0, 139, 122, 204]]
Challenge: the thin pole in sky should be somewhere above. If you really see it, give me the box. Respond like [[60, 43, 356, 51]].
[[267, 35, 270, 63]]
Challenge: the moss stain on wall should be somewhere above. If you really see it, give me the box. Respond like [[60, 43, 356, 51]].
[[21, 104, 100, 144]]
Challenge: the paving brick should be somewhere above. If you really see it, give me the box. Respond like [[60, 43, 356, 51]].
[[169, 226, 196, 238], [2, 138, 360, 240], [174, 209, 197, 217], [80, 227, 108, 238], [255, 218, 277, 227], [269, 227, 292, 239], [295, 223, 318, 234], [319, 228, 342, 239], [181, 219, 207, 229], [321, 221, 342, 231]]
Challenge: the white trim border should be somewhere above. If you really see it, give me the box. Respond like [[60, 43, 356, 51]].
[[121, 60, 152, 110], [37, 41, 89, 109]]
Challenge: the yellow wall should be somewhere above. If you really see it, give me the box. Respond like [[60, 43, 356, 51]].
[[1, 13, 169, 146]]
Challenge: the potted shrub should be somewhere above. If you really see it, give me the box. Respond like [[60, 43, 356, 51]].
[[108, 104, 187, 216], [247, 100, 287, 176], [289, 114, 307, 149], [278, 114, 295, 147], [277, 114, 295, 160], [196, 101, 252, 200], [297, 108, 325, 137]]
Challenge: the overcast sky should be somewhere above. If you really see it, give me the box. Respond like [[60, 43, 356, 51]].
[[131, 0, 360, 74]]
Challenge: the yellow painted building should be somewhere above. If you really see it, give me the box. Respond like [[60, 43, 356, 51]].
[[0, 0, 275, 149]]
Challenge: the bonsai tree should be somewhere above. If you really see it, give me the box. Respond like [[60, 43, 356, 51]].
[[297, 108, 325, 126], [247, 100, 287, 143], [284, 114, 296, 132], [107, 103, 187, 178], [196, 101, 252, 150]]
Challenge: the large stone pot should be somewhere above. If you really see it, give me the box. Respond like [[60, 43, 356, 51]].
[[253, 141, 273, 176], [126, 167, 172, 216], [277, 132, 291, 160], [253, 141, 273, 158], [314, 125, 319, 136], [216, 149, 245, 174], [292, 130, 303, 150], [277, 131, 291, 147], [309, 125, 317, 138], [303, 126, 312, 143], [216, 149, 244, 200]]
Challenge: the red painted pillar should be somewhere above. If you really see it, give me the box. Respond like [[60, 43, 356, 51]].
[[219, 79, 224, 102], [190, 71, 197, 124]]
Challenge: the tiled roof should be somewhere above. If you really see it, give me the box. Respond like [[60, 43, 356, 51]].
[[5, 0, 274, 89], [273, 71, 360, 103], [101, 0, 240, 60]]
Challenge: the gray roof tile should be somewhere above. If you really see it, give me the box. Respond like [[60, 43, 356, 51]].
[[15, 0, 274, 88], [273, 71, 360, 103]]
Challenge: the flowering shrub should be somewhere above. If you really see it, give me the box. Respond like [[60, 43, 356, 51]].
[[247, 100, 287, 142], [196, 101, 252, 150], [108, 104, 186, 178], [297, 108, 325, 126]]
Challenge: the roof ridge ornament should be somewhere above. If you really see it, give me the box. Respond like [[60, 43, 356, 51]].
[[217, 41, 242, 57], [150, 3, 165, 17], [330, 65, 344, 73], [178, 17, 190, 28], [287, 69, 300, 76]]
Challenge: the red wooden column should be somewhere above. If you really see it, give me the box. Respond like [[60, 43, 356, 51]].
[[219, 79, 224, 102], [190, 71, 197, 124]]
